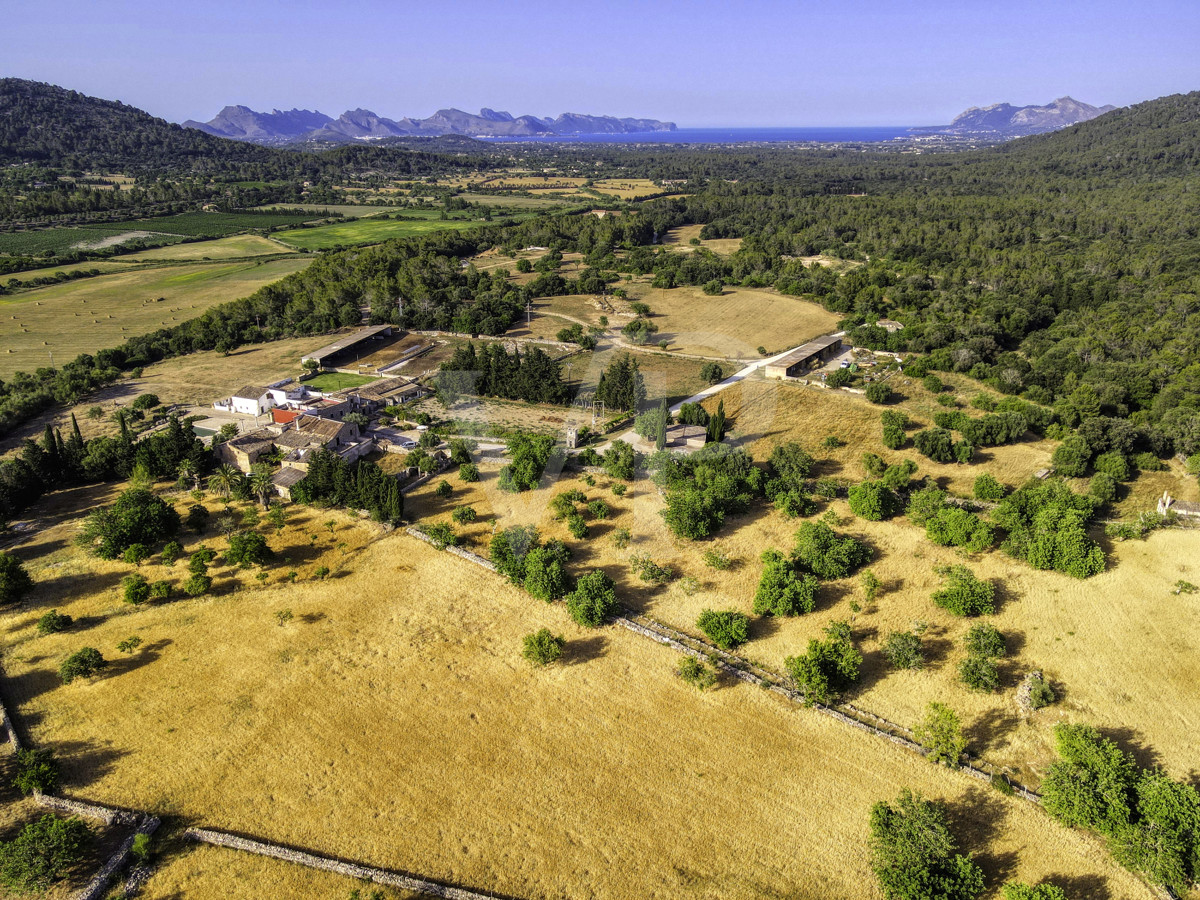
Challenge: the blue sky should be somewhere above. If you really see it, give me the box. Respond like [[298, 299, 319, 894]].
[[6, 0, 1198, 126]]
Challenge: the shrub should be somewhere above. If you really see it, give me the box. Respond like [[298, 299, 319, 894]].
[[182, 573, 212, 596], [774, 490, 816, 518], [914, 701, 966, 767], [129, 832, 153, 865], [972, 473, 1007, 501], [1040, 723, 1136, 833], [964, 623, 1006, 658], [1089, 471, 1118, 504], [313, 566, 330, 580], [677, 656, 717, 690], [1027, 674, 1056, 709], [847, 481, 903, 521], [188, 546, 216, 573], [882, 631, 923, 670], [14, 748, 58, 796], [753, 549, 818, 616], [587, 499, 610, 520], [784, 620, 861, 705], [865, 382, 893, 404], [700, 362, 724, 384], [860, 452, 887, 478], [861, 569, 881, 602], [434, 480, 452, 499], [611, 527, 631, 550], [931, 565, 995, 616], [696, 608, 749, 649], [566, 571, 619, 627], [913, 428, 955, 463], [122, 543, 150, 566], [769, 442, 816, 486], [451, 505, 478, 525], [459, 463, 480, 482], [80, 487, 181, 559], [160, 540, 182, 566], [792, 521, 872, 579], [702, 548, 733, 570], [59, 647, 106, 684], [122, 573, 150, 605], [610, 483, 627, 497], [822, 435, 843, 449], [1001, 884, 1067, 900], [905, 485, 947, 526], [0, 551, 34, 606], [826, 368, 853, 388], [185, 504, 209, 533], [566, 513, 589, 539], [630, 553, 673, 584], [959, 654, 1000, 692], [1093, 450, 1131, 481], [993, 480, 1104, 578], [522, 629, 565, 667], [523, 543, 571, 601], [925, 507, 995, 552], [148, 580, 171, 601], [1134, 451, 1166, 472], [868, 789, 984, 900], [37, 610, 72, 635], [423, 523, 458, 550], [881, 410, 909, 450], [226, 531, 271, 567], [1051, 433, 1091, 477], [922, 374, 944, 393], [602, 439, 638, 481], [0, 814, 91, 892]]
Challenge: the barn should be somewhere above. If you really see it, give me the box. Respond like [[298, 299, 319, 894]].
[[763, 335, 844, 379]]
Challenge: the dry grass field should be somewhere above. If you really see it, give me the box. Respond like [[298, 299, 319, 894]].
[[0, 483, 1154, 900], [591, 178, 663, 199], [661, 224, 744, 256], [139, 843, 422, 899], [1, 259, 139, 285], [0, 258, 310, 379], [621, 285, 841, 359], [407, 443, 1200, 787]]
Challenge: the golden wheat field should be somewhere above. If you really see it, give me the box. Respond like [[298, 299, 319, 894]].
[[0, 482, 1155, 899]]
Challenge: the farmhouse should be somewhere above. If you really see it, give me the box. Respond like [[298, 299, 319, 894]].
[[329, 375, 428, 412], [214, 432, 275, 473], [301, 324, 394, 370], [876, 319, 905, 332], [763, 334, 844, 379], [215, 385, 275, 416], [270, 466, 307, 501]]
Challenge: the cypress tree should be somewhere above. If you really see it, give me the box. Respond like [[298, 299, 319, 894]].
[[707, 400, 726, 444]]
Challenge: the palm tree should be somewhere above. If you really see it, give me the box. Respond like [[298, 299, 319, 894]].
[[207, 465, 238, 502], [177, 459, 200, 491], [249, 465, 274, 508]]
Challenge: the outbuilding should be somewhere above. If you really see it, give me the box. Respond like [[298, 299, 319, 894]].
[[763, 335, 844, 379]]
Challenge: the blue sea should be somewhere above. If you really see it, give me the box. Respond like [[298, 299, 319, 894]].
[[477, 127, 913, 144]]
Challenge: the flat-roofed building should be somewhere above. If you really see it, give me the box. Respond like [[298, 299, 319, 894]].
[[763, 335, 844, 379]]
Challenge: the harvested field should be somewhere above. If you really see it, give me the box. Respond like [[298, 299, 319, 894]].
[[0, 485, 1153, 900], [457, 193, 569, 209], [621, 284, 841, 359], [121, 235, 291, 261], [0, 259, 137, 285], [253, 203, 411, 217], [0, 258, 311, 379]]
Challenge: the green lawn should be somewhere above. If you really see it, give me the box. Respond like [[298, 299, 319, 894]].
[[304, 372, 378, 391], [273, 216, 481, 250]]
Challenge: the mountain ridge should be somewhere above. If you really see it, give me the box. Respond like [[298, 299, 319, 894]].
[[184, 104, 677, 143], [913, 96, 1116, 136]]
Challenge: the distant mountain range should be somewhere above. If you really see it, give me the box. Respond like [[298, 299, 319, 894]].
[[912, 96, 1116, 137], [183, 105, 677, 144]]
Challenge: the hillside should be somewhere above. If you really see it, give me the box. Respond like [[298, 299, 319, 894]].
[[914, 96, 1115, 136], [0, 78, 279, 170]]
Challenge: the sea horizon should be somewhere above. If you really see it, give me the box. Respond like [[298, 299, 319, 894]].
[[476, 125, 916, 144]]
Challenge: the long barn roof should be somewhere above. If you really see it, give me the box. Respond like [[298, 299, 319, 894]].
[[302, 325, 393, 364], [766, 334, 843, 369]]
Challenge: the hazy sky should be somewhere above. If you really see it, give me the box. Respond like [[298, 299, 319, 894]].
[[6, 0, 1198, 126]]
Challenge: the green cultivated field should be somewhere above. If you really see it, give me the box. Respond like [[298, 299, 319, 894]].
[[0, 258, 310, 378], [303, 372, 378, 391], [273, 215, 481, 250]]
